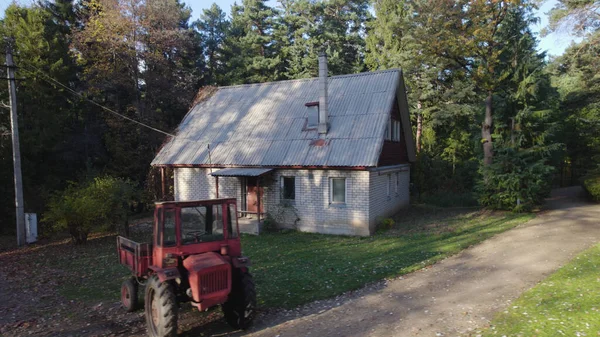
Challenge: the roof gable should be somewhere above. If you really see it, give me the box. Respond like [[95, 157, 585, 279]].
[[152, 69, 413, 167]]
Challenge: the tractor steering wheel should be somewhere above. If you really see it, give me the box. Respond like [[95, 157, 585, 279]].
[[185, 230, 207, 243]]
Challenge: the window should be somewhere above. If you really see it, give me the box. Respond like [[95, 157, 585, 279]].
[[162, 209, 176, 247], [386, 119, 402, 142], [180, 205, 224, 244], [281, 176, 295, 200], [385, 117, 391, 140], [227, 203, 238, 239], [307, 105, 319, 128], [330, 178, 346, 204]]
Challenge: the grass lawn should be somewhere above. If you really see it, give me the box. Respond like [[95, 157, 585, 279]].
[[0, 206, 533, 310], [482, 243, 600, 337]]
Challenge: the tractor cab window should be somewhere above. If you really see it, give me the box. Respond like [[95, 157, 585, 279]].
[[162, 209, 177, 247], [180, 205, 225, 244], [227, 203, 238, 239]]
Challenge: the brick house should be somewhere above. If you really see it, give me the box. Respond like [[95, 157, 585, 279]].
[[151, 54, 416, 236]]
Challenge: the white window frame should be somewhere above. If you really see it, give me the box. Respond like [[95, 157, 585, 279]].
[[329, 177, 347, 204], [280, 176, 296, 201]]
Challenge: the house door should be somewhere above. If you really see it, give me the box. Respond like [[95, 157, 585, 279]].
[[246, 177, 264, 214]]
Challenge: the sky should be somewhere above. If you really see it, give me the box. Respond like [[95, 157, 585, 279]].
[[0, 0, 581, 57]]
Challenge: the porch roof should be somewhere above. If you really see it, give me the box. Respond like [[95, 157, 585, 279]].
[[210, 167, 273, 177]]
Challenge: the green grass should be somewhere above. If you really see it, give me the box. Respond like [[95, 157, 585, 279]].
[[244, 207, 532, 308], [482, 243, 600, 337], [0, 206, 533, 309]]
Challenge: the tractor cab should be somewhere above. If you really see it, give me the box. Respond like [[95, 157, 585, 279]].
[[117, 198, 255, 337], [152, 198, 242, 268]]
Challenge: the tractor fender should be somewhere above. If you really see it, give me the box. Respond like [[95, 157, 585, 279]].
[[149, 266, 180, 283]]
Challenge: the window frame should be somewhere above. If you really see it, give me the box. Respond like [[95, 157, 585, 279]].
[[161, 208, 177, 247], [329, 177, 347, 204], [307, 106, 320, 128], [387, 174, 391, 197], [280, 176, 296, 201]]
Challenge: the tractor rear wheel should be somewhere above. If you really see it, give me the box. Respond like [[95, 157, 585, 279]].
[[223, 271, 256, 330], [121, 277, 138, 312], [144, 274, 178, 337]]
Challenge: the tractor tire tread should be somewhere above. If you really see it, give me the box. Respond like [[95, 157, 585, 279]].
[[121, 278, 138, 312], [223, 271, 256, 330], [145, 275, 178, 337]]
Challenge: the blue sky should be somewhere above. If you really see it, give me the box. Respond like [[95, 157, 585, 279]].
[[0, 0, 580, 57]]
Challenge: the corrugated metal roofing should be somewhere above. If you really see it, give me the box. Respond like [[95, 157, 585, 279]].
[[152, 69, 404, 167], [210, 168, 273, 177]]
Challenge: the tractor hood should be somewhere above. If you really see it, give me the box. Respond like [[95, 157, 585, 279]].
[[183, 252, 231, 303]]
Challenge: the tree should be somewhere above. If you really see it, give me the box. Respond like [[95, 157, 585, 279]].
[[196, 3, 229, 85], [279, 0, 371, 79], [413, 0, 538, 165], [223, 0, 282, 84], [549, 31, 600, 183], [72, 0, 199, 181], [544, 0, 599, 38]]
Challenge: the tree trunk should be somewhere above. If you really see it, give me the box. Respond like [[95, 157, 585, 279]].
[[416, 101, 423, 153], [482, 91, 493, 165]]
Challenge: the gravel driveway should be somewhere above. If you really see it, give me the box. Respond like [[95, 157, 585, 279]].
[[238, 187, 600, 337]]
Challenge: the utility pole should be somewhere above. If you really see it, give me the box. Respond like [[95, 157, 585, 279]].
[[6, 40, 25, 246]]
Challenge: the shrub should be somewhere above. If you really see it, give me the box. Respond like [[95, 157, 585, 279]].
[[477, 147, 554, 212], [583, 176, 600, 202], [43, 176, 138, 244]]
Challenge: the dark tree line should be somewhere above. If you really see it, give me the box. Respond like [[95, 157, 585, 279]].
[[0, 0, 598, 233]]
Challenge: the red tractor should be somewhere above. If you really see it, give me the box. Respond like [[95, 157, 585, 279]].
[[117, 198, 256, 337]]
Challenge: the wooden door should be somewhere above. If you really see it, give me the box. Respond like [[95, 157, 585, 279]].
[[246, 177, 264, 214]]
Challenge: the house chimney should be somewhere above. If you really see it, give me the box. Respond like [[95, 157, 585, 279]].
[[318, 52, 328, 134]]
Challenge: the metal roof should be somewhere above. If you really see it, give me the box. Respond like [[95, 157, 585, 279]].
[[210, 168, 273, 177], [152, 69, 411, 167]]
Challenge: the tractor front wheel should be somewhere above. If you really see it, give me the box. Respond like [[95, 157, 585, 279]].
[[121, 277, 138, 312], [222, 271, 256, 330], [144, 274, 178, 337]]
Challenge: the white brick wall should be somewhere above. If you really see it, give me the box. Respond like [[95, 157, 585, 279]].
[[368, 168, 411, 232], [174, 168, 243, 206], [173, 166, 410, 236]]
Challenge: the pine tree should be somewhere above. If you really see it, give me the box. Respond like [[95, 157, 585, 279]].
[[196, 3, 229, 85]]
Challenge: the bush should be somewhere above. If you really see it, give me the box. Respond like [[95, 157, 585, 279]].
[[583, 176, 600, 202], [43, 176, 138, 244], [477, 147, 554, 212]]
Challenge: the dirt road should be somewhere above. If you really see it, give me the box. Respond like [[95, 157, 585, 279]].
[[242, 187, 600, 337]]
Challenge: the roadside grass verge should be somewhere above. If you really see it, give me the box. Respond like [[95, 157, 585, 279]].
[[0, 206, 533, 309], [482, 243, 600, 336]]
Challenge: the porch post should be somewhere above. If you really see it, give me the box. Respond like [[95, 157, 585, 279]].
[[160, 167, 166, 201], [257, 176, 261, 223], [215, 176, 219, 198]]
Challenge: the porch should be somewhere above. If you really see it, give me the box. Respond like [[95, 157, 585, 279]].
[[211, 167, 272, 235]]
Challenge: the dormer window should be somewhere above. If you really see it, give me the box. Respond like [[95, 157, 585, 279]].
[[305, 101, 320, 129]]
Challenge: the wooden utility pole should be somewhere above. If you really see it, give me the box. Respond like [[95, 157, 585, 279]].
[[6, 41, 26, 246]]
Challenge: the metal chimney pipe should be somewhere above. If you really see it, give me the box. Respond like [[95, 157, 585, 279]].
[[318, 52, 328, 134]]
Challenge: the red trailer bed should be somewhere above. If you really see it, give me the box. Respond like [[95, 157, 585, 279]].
[[117, 236, 152, 277]]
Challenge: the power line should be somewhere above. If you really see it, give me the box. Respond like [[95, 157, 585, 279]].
[[19, 63, 176, 138]]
